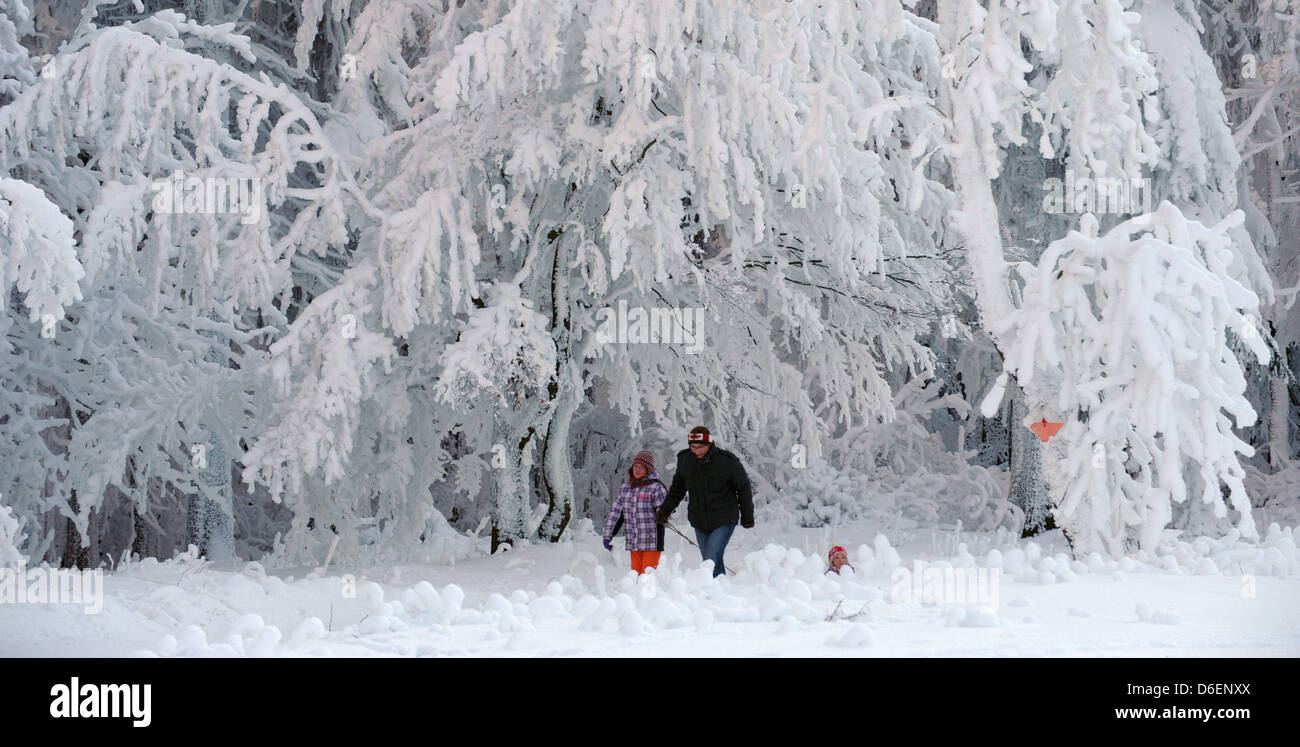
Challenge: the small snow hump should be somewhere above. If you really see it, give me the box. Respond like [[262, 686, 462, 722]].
[[826, 624, 876, 648], [1151, 607, 1183, 625], [289, 617, 326, 647], [1134, 601, 1153, 621]]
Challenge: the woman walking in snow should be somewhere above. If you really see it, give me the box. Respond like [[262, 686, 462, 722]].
[[603, 450, 668, 574]]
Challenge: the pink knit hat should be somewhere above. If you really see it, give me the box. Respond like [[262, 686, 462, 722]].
[[632, 450, 655, 472]]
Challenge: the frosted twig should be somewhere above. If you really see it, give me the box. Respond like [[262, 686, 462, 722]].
[[825, 600, 843, 622], [827, 599, 870, 622], [843, 602, 872, 620]]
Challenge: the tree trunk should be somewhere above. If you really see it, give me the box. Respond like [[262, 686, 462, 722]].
[[489, 397, 545, 553], [188, 309, 236, 565], [62, 489, 89, 570], [131, 503, 150, 561], [535, 228, 580, 542], [1008, 379, 1053, 537], [1268, 375, 1289, 468], [186, 435, 235, 565], [536, 371, 578, 542]]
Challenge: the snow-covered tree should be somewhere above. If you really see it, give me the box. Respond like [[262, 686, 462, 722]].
[[992, 205, 1269, 555], [240, 0, 968, 556], [1197, 0, 1300, 525], [783, 376, 1017, 533], [0, 9, 354, 565], [3, 0, 1294, 568], [937, 0, 1277, 556], [0, 0, 36, 105]]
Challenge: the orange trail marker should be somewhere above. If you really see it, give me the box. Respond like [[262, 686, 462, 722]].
[[1029, 418, 1063, 443]]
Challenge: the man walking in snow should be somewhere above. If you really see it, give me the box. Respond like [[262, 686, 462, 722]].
[[654, 426, 754, 577]]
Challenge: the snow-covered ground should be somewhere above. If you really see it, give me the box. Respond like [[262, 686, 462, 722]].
[[3, 522, 1298, 657]]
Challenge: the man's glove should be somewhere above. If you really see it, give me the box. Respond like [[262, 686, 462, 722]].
[[654, 507, 670, 525], [741, 520, 754, 529], [602, 537, 613, 551]]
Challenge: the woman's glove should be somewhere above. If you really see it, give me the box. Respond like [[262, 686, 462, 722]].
[[602, 537, 613, 551]]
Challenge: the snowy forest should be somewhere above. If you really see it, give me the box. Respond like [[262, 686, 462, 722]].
[[1, 0, 1297, 577]]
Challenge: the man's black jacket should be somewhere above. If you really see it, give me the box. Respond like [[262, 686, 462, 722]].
[[661, 445, 754, 532]]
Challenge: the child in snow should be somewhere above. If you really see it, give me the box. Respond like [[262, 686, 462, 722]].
[[603, 450, 668, 574], [826, 545, 854, 575]]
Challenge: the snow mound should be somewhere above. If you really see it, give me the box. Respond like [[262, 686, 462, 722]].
[[946, 606, 999, 627], [826, 623, 875, 648], [1144, 524, 1299, 577]]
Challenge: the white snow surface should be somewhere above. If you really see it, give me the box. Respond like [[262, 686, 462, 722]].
[[2, 523, 1297, 657]]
